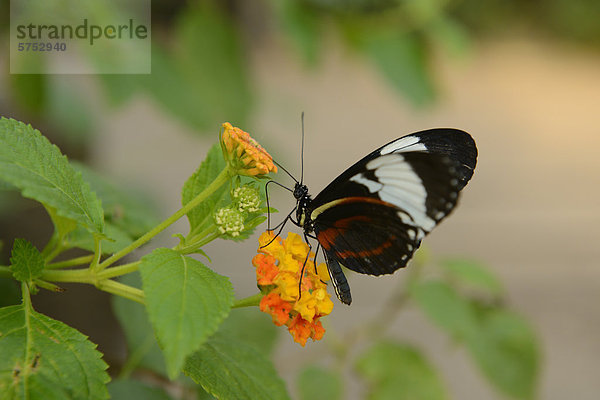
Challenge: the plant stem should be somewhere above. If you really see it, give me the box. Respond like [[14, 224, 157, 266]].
[[176, 227, 221, 254], [41, 268, 95, 283], [97, 166, 231, 271], [97, 262, 140, 280], [46, 255, 94, 269], [232, 293, 263, 308], [96, 280, 145, 304], [89, 235, 103, 273]]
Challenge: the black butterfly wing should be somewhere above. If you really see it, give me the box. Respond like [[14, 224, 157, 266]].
[[307, 129, 477, 304]]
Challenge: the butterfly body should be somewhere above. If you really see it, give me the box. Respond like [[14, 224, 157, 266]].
[[290, 128, 477, 305]]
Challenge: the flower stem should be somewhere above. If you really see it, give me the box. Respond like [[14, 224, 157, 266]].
[[97, 166, 231, 271], [232, 293, 263, 308]]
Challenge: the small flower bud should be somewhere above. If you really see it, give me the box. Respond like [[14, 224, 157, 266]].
[[220, 123, 277, 177], [232, 184, 261, 213], [214, 207, 244, 237]]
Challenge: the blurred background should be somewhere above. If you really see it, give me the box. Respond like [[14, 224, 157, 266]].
[[1, 0, 599, 399]]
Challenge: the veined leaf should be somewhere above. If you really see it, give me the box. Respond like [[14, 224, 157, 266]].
[[139, 248, 234, 378], [0, 118, 104, 234], [0, 304, 109, 399], [10, 239, 44, 283], [182, 143, 228, 234], [183, 336, 290, 400], [356, 340, 448, 400]]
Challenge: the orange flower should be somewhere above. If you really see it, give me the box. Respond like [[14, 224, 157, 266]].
[[259, 292, 292, 326], [252, 253, 278, 285], [254, 231, 334, 346], [220, 122, 277, 177]]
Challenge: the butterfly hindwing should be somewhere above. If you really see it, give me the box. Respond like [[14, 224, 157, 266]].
[[313, 197, 425, 276]]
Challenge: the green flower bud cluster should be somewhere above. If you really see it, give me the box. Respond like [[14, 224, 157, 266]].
[[214, 207, 244, 237], [232, 184, 261, 213]]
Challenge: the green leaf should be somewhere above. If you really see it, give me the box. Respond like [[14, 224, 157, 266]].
[[139, 248, 234, 378], [362, 30, 436, 106], [183, 336, 290, 400], [217, 308, 279, 356], [410, 280, 478, 340], [0, 304, 110, 399], [108, 379, 173, 400], [182, 143, 228, 234], [298, 365, 343, 400], [356, 341, 448, 400], [10, 239, 44, 283], [441, 259, 503, 296], [0, 118, 104, 234], [466, 309, 540, 400], [112, 273, 166, 376], [142, 5, 252, 131]]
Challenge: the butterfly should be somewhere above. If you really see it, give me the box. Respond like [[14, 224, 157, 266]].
[[269, 127, 477, 305]]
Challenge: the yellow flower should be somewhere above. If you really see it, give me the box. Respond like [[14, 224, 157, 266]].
[[220, 122, 277, 177], [254, 231, 334, 346]]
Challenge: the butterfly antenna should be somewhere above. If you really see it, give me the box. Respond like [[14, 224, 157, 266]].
[[272, 159, 298, 184], [300, 112, 305, 184]]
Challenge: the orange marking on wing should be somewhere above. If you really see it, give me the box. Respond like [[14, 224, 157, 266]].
[[317, 215, 373, 250], [315, 197, 394, 252], [337, 236, 396, 259]]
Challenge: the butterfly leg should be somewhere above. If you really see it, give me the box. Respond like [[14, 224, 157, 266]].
[[265, 180, 295, 231], [297, 233, 314, 301], [260, 205, 298, 249]]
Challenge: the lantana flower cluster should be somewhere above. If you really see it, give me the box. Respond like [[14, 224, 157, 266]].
[[253, 231, 334, 346], [220, 122, 277, 177]]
